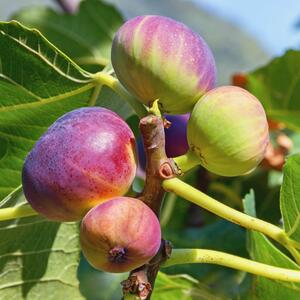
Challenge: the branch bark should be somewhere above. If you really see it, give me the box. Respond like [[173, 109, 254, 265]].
[[121, 114, 178, 300]]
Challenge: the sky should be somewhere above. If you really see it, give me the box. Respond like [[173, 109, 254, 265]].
[[195, 0, 300, 56]]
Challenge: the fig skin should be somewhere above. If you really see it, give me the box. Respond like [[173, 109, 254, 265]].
[[187, 86, 269, 176], [137, 113, 189, 170], [165, 114, 189, 157], [80, 197, 161, 273], [111, 15, 216, 114], [22, 107, 137, 221]]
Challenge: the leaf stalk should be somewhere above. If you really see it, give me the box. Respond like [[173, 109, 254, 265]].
[[163, 249, 300, 282]]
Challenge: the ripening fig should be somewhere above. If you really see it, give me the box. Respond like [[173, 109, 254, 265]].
[[111, 15, 216, 114], [186, 86, 269, 176], [22, 107, 137, 221], [80, 197, 161, 273]]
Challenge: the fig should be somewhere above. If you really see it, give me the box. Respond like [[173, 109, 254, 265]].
[[137, 113, 189, 170], [80, 197, 161, 273], [22, 107, 137, 221], [186, 86, 269, 176], [111, 15, 216, 114], [165, 114, 189, 157]]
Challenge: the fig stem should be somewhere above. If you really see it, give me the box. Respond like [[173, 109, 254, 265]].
[[162, 178, 300, 262], [148, 100, 162, 117], [162, 249, 300, 282], [92, 72, 148, 118], [0, 203, 37, 221], [173, 150, 200, 173], [123, 114, 178, 299]]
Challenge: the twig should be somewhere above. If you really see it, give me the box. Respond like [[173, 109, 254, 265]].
[[121, 114, 178, 300]]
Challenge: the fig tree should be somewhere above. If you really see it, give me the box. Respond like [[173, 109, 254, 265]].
[[22, 107, 137, 221]]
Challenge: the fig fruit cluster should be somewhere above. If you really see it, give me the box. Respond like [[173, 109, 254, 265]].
[[22, 14, 270, 275], [112, 15, 269, 177], [22, 107, 161, 272]]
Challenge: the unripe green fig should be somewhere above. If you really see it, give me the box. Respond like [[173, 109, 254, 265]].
[[186, 86, 269, 176], [80, 197, 161, 273], [22, 107, 137, 221], [111, 15, 216, 114]]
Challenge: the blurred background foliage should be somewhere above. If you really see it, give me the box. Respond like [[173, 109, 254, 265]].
[[0, 0, 270, 84], [0, 0, 300, 299]]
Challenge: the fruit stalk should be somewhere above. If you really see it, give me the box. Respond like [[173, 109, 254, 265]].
[[0, 203, 37, 221], [122, 114, 178, 300], [162, 249, 300, 282], [162, 178, 300, 261], [93, 72, 148, 118], [173, 150, 200, 173]]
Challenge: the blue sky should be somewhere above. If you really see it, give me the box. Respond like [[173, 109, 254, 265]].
[[195, 0, 300, 55]]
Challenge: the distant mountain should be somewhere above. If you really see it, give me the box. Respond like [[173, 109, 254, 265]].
[[107, 0, 270, 84]]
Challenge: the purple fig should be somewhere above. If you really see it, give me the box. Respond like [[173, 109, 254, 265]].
[[137, 114, 189, 170], [165, 114, 189, 157], [22, 107, 137, 221]]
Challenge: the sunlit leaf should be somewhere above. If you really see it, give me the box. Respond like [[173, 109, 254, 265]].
[[247, 50, 300, 131], [244, 190, 300, 299], [280, 154, 300, 242], [13, 0, 124, 71]]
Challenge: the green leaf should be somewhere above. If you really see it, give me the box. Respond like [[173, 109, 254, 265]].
[[0, 188, 83, 299], [247, 50, 300, 131], [280, 154, 300, 242], [242, 189, 256, 217], [96, 86, 133, 120], [244, 190, 300, 299], [0, 20, 133, 201], [0, 20, 96, 200], [164, 220, 247, 298], [78, 259, 126, 300], [153, 272, 224, 300], [13, 0, 124, 71]]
